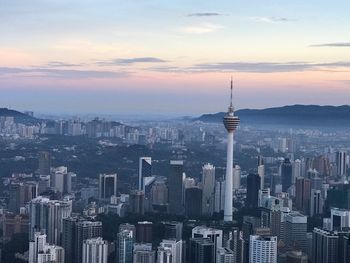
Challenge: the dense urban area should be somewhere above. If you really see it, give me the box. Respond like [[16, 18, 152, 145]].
[[0, 105, 350, 263]]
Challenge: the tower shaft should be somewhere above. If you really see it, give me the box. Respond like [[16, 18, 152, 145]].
[[224, 131, 234, 221]]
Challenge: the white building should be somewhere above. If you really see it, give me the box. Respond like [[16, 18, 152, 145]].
[[249, 235, 277, 263], [29, 232, 64, 263], [331, 208, 350, 231], [157, 239, 183, 263], [82, 237, 108, 263]]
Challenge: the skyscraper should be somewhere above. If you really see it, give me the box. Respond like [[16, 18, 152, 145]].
[[136, 221, 153, 244], [157, 239, 183, 263], [130, 190, 145, 215], [284, 212, 308, 253], [185, 187, 202, 218], [192, 226, 223, 262], [258, 156, 265, 189], [295, 177, 311, 214], [38, 151, 51, 175], [168, 160, 184, 215], [336, 151, 347, 178], [189, 238, 215, 263], [118, 228, 135, 263], [201, 163, 215, 216], [139, 157, 152, 191], [223, 78, 240, 222], [233, 165, 241, 190], [246, 173, 261, 208], [249, 235, 277, 263], [99, 173, 117, 202], [281, 158, 293, 192], [29, 232, 65, 263], [163, 222, 183, 241], [82, 237, 108, 263], [133, 243, 155, 263]]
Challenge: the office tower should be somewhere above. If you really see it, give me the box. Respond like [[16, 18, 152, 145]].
[[118, 228, 135, 263], [293, 159, 302, 182], [24, 181, 39, 202], [310, 189, 324, 216], [295, 177, 311, 214], [38, 151, 51, 175], [119, 223, 137, 237], [285, 251, 308, 263], [157, 239, 183, 263], [337, 151, 347, 177], [139, 157, 152, 190], [249, 235, 277, 263], [137, 221, 153, 243], [281, 158, 293, 192], [184, 187, 202, 218], [99, 173, 117, 202], [130, 190, 145, 215], [29, 232, 65, 263], [62, 218, 103, 263], [82, 237, 108, 263], [189, 238, 215, 263], [201, 163, 215, 216], [133, 243, 155, 263], [225, 227, 242, 262], [312, 228, 339, 263], [233, 165, 241, 190], [163, 222, 183, 241], [192, 226, 223, 262], [223, 79, 240, 222], [151, 180, 168, 207], [258, 156, 265, 189], [246, 173, 261, 208], [168, 160, 184, 215], [214, 179, 225, 213], [8, 182, 24, 213], [29, 196, 72, 245], [331, 208, 350, 231], [51, 166, 72, 194], [38, 175, 50, 194], [285, 212, 308, 253], [216, 247, 234, 263]]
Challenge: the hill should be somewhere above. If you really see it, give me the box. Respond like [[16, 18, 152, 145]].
[[196, 105, 350, 127], [0, 108, 40, 124]]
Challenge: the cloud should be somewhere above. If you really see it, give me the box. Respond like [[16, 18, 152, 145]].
[[0, 67, 127, 79], [97, 57, 168, 66], [181, 23, 223, 34], [187, 12, 224, 17], [249, 16, 294, 23], [310, 42, 350, 47], [46, 61, 82, 67], [150, 61, 350, 73]]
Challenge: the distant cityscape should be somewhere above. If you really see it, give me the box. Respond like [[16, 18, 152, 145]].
[[0, 82, 349, 263]]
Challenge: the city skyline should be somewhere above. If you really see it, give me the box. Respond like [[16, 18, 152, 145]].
[[0, 0, 350, 115]]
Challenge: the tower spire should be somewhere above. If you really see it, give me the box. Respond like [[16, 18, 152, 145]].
[[230, 76, 233, 107]]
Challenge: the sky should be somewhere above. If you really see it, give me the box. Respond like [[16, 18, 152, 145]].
[[0, 0, 350, 116]]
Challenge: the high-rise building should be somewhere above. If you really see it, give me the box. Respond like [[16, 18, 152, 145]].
[[133, 243, 155, 263], [214, 179, 225, 213], [233, 165, 241, 190], [51, 166, 72, 194], [336, 151, 347, 177], [29, 196, 72, 245], [62, 218, 103, 263], [293, 159, 302, 183], [258, 156, 265, 189], [312, 228, 340, 263], [216, 247, 234, 263], [223, 79, 240, 222], [249, 235, 277, 263], [189, 238, 215, 263], [184, 187, 202, 218], [295, 177, 311, 215], [136, 221, 153, 244], [201, 163, 215, 216], [281, 158, 293, 192], [99, 173, 117, 202], [285, 212, 308, 253], [331, 208, 350, 231], [157, 239, 183, 263], [38, 151, 51, 175], [310, 189, 324, 217], [82, 237, 108, 263], [118, 227, 135, 263], [168, 160, 184, 215], [151, 180, 168, 207], [192, 226, 223, 262], [29, 232, 65, 263], [163, 222, 183, 241], [246, 174, 261, 208], [139, 157, 152, 191], [2, 213, 29, 239], [130, 190, 145, 215]]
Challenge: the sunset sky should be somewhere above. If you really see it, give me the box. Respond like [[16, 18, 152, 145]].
[[1, 0, 350, 115]]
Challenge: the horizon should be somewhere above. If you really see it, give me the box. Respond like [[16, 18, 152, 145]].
[[1, 0, 350, 114]]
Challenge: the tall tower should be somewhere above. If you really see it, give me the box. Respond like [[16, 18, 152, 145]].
[[223, 78, 240, 222]]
